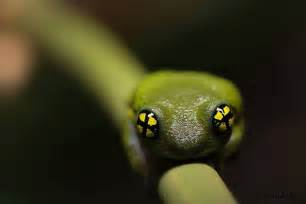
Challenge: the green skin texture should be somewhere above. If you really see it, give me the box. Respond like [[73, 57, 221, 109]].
[[124, 71, 244, 176]]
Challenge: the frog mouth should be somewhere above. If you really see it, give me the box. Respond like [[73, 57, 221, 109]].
[[154, 152, 220, 173]]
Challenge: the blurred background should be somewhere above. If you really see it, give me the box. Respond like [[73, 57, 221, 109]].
[[0, 0, 306, 203]]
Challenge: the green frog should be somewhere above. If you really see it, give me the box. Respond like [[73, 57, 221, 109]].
[[123, 71, 244, 177]]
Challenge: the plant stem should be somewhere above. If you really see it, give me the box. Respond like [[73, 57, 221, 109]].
[[21, 0, 145, 126], [159, 164, 237, 204]]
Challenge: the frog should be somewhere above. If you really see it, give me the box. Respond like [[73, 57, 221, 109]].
[[20, 1, 244, 201], [122, 70, 244, 179]]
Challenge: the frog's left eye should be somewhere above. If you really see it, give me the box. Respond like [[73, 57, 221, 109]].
[[136, 110, 159, 138], [212, 104, 235, 134]]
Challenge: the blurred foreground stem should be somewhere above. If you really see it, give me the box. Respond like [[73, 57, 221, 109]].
[[22, 0, 145, 126], [159, 164, 237, 204]]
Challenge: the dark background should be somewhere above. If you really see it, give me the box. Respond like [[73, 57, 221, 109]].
[[1, 0, 306, 203]]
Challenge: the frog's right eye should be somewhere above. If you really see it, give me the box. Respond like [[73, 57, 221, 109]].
[[136, 110, 159, 138], [212, 104, 235, 135]]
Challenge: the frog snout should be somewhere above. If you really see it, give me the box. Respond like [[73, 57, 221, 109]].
[[165, 116, 207, 159]]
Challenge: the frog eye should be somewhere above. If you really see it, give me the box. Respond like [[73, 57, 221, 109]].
[[136, 110, 159, 138], [212, 104, 235, 134]]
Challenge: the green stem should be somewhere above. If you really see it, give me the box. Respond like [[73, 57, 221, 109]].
[[159, 164, 237, 204], [21, 0, 145, 126]]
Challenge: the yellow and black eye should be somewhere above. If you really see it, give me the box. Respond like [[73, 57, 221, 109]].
[[212, 104, 235, 134], [136, 110, 159, 138]]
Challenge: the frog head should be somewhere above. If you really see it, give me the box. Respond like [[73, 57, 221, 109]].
[[130, 71, 244, 160]]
